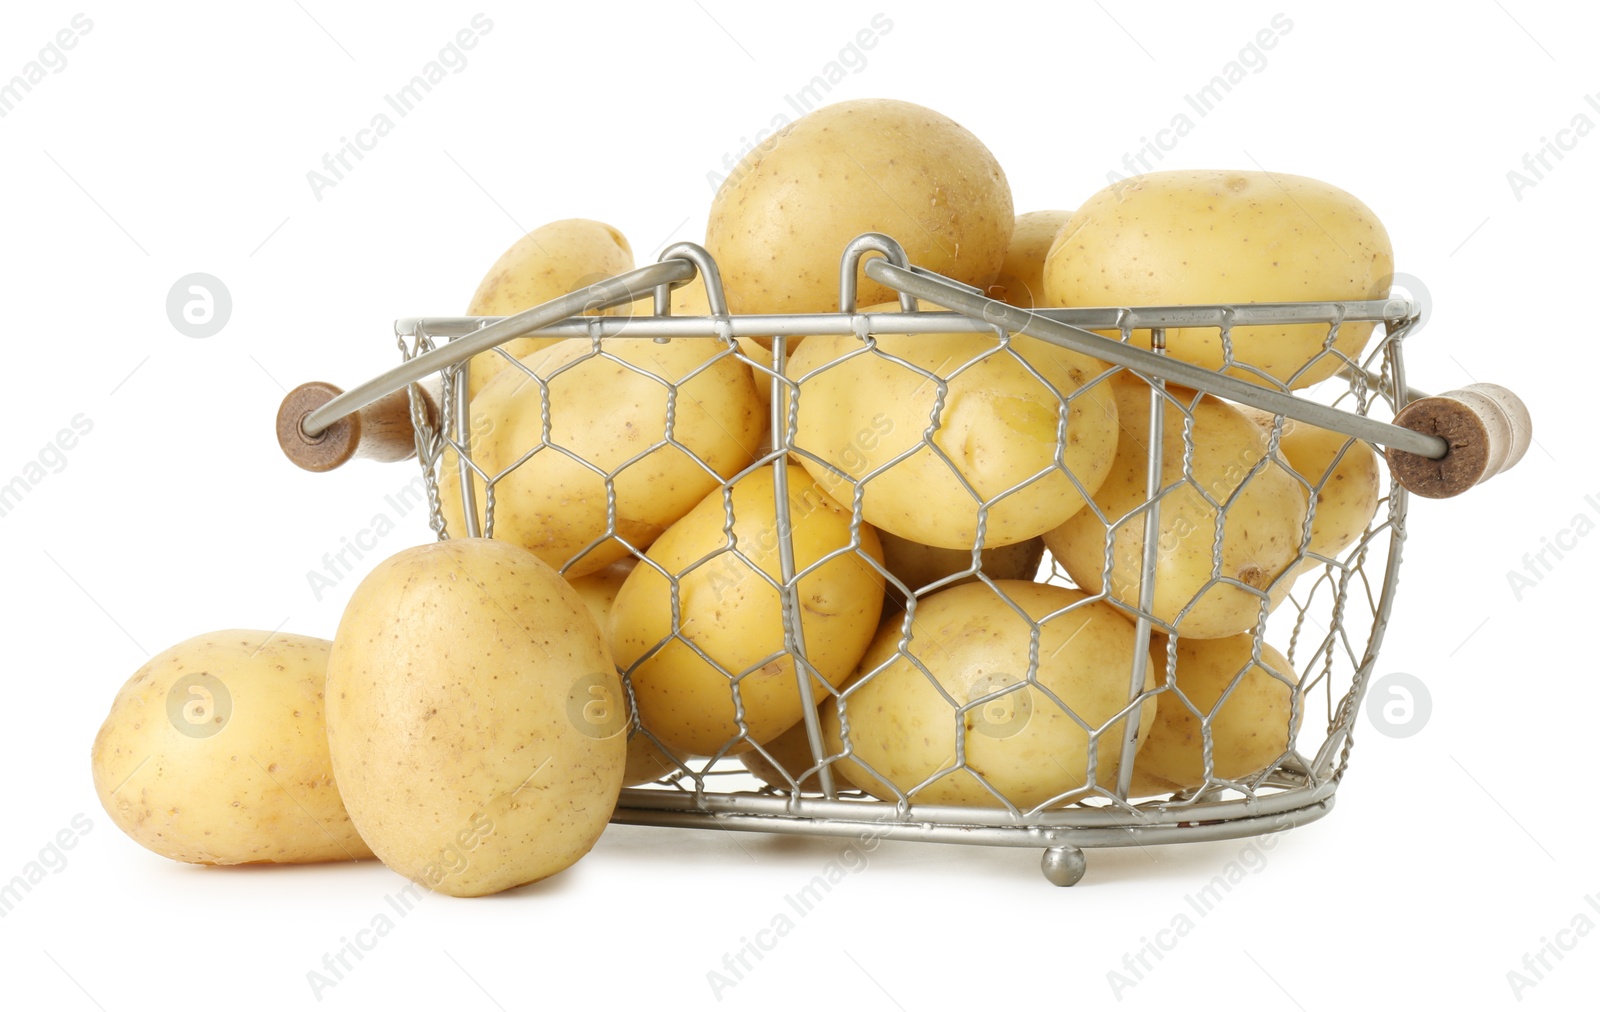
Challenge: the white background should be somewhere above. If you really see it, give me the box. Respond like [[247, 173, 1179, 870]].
[[2, 2, 1595, 1009]]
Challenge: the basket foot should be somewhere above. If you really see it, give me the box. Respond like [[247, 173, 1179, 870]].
[[1041, 846, 1086, 887]]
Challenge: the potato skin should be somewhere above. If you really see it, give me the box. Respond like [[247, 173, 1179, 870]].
[[1044, 374, 1307, 639], [826, 581, 1159, 809], [1044, 170, 1393, 389], [1130, 635, 1301, 795], [91, 630, 374, 865], [465, 218, 634, 402], [325, 538, 625, 897], [1238, 405, 1381, 569], [438, 334, 764, 577], [788, 314, 1117, 549], [989, 210, 1071, 309], [610, 464, 885, 757], [878, 529, 1044, 608], [706, 98, 1014, 315]]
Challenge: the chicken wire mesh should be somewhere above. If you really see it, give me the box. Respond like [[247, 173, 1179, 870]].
[[389, 242, 1416, 883]]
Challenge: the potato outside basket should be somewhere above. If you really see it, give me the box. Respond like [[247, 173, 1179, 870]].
[[277, 234, 1530, 885]]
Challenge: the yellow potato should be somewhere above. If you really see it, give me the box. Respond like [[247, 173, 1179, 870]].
[[741, 706, 852, 794], [1044, 170, 1393, 389], [824, 581, 1158, 808], [610, 464, 886, 757], [1042, 373, 1308, 639], [1130, 634, 1301, 795], [568, 560, 687, 787], [326, 538, 625, 897], [879, 529, 1044, 608], [706, 98, 1014, 315], [1238, 405, 1382, 569], [787, 311, 1118, 549], [465, 218, 635, 402], [988, 210, 1071, 309], [91, 630, 374, 865], [438, 334, 764, 577]]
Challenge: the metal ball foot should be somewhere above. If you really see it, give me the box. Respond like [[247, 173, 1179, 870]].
[[1041, 845, 1086, 887]]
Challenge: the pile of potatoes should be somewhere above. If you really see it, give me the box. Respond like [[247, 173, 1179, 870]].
[[91, 97, 1392, 896]]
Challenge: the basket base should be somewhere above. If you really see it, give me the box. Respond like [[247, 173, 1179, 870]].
[[1041, 846, 1088, 887]]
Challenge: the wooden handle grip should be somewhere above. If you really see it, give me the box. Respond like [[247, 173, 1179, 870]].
[[1385, 383, 1531, 499], [276, 380, 439, 473]]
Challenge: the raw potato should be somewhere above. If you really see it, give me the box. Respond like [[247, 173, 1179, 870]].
[[989, 210, 1072, 309], [706, 98, 1014, 315], [438, 333, 764, 577], [465, 219, 635, 402], [879, 529, 1044, 607], [1238, 405, 1382, 571], [91, 630, 374, 865], [326, 538, 626, 897], [1042, 374, 1308, 639], [741, 706, 851, 793], [568, 560, 685, 787], [1043, 170, 1393, 390], [824, 582, 1158, 808], [788, 309, 1118, 549], [1130, 635, 1301, 795], [610, 464, 886, 757]]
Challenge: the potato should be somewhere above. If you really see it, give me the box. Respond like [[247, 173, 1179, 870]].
[[787, 311, 1118, 549], [1130, 634, 1301, 795], [91, 630, 374, 865], [568, 560, 687, 787], [879, 529, 1044, 606], [438, 333, 764, 577], [1042, 373, 1308, 639], [824, 581, 1158, 808], [1043, 170, 1393, 389], [988, 210, 1071, 309], [741, 706, 852, 793], [326, 538, 625, 897], [1238, 405, 1382, 570], [706, 98, 1014, 315], [610, 464, 886, 757], [464, 219, 634, 402]]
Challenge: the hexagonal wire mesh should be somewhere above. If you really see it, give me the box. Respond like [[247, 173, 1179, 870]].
[[392, 238, 1418, 878]]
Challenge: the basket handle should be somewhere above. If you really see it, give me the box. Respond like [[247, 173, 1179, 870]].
[[862, 257, 1531, 500]]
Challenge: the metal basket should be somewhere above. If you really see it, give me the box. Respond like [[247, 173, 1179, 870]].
[[281, 234, 1527, 885]]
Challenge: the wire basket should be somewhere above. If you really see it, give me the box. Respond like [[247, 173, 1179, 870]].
[[278, 234, 1529, 884]]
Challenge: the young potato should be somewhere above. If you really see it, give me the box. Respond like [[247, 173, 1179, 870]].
[[741, 705, 853, 794], [610, 464, 886, 757], [988, 209, 1072, 309], [1044, 170, 1393, 390], [824, 581, 1159, 809], [787, 313, 1118, 549], [91, 630, 374, 865], [706, 98, 1014, 315], [1130, 634, 1301, 795], [1042, 373, 1308, 639], [326, 538, 626, 897], [464, 218, 635, 402], [1237, 405, 1382, 572], [438, 333, 764, 577], [878, 529, 1045, 608], [568, 560, 686, 787]]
